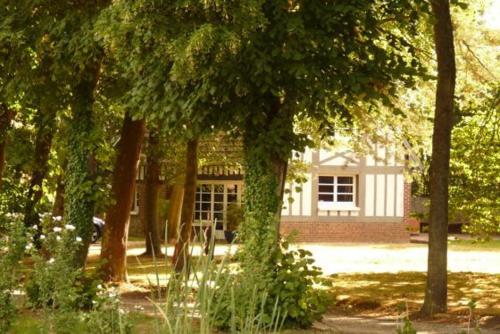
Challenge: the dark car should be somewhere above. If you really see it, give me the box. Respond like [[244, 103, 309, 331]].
[[92, 217, 105, 243]]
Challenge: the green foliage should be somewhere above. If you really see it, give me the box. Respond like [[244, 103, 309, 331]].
[[396, 302, 417, 334], [23, 215, 131, 333], [225, 203, 244, 232], [449, 84, 499, 238], [269, 241, 329, 328], [212, 238, 328, 330], [26, 216, 99, 310], [0, 213, 26, 333]]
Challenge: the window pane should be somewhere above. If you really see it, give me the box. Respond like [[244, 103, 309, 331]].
[[214, 203, 223, 211], [318, 194, 334, 202], [195, 212, 201, 220], [202, 203, 211, 211], [214, 184, 224, 193], [319, 176, 334, 184], [202, 184, 211, 192], [214, 194, 224, 202], [195, 203, 200, 211], [337, 185, 353, 193], [337, 176, 353, 184], [337, 194, 353, 202], [215, 222, 224, 230], [202, 193, 211, 201], [318, 185, 334, 193], [214, 212, 223, 221], [201, 212, 209, 220]]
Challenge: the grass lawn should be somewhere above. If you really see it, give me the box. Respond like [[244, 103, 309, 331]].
[[327, 271, 500, 318], [448, 239, 500, 251], [11, 240, 500, 333]]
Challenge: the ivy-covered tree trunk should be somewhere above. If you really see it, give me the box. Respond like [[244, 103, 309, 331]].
[[239, 98, 291, 264], [421, 0, 456, 316], [23, 106, 57, 230], [0, 104, 14, 191], [239, 137, 288, 268], [173, 139, 198, 273], [166, 182, 183, 244], [100, 114, 145, 282], [65, 64, 101, 268], [142, 130, 163, 257]]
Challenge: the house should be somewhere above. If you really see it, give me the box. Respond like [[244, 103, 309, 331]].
[[129, 138, 411, 243]]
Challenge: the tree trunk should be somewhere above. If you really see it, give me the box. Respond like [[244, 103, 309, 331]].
[[142, 130, 163, 257], [65, 62, 101, 268], [173, 139, 198, 273], [24, 106, 57, 230], [166, 182, 184, 244], [100, 114, 145, 282], [239, 137, 288, 264], [0, 104, 14, 191], [421, 0, 456, 316], [52, 174, 65, 217]]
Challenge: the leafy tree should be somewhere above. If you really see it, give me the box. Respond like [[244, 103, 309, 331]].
[[449, 84, 499, 238]]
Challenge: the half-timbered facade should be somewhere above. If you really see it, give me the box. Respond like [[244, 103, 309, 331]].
[[130, 140, 411, 242]]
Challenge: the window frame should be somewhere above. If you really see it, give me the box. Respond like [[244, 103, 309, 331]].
[[194, 182, 243, 230], [317, 175, 357, 210]]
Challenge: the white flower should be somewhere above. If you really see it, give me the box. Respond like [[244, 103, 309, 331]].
[[97, 284, 103, 290], [65, 224, 75, 231], [53, 216, 62, 222], [75, 236, 82, 243], [32, 225, 38, 230], [48, 258, 55, 264], [40, 234, 46, 240], [25, 243, 33, 250], [53, 227, 62, 233], [56, 236, 61, 241]]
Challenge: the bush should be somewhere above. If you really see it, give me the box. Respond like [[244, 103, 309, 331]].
[[210, 238, 329, 330], [0, 213, 27, 333], [25, 215, 130, 333]]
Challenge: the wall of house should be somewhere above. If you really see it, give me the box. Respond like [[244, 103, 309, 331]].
[[280, 141, 410, 243], [128, 140, 411, 242]]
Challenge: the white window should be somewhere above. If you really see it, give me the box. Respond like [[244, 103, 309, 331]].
[[318, 176, 357, 210], [194, 183, 241, 230], [131, 189, 140, 215]]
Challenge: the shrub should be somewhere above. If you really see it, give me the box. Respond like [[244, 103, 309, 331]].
[[210, 238, 329, 330], [25, 215, 130, 333], [0, 213, 26, 333]]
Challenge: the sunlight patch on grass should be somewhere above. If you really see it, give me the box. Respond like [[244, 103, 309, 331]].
[[326, 272, 500, 317]]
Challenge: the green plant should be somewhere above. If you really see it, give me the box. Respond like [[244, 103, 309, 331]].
[[212, 237, 329, 330], [396, 302, 417, 334], [225, 203, 244, 232], [0, 213, 27, 333], [25, 215, 130, 333]]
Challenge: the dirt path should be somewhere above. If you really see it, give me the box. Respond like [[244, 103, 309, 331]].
[[312, 314, 500, 334]]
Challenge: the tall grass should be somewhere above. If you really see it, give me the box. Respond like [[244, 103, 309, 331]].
[[145, 220, 285, 334]]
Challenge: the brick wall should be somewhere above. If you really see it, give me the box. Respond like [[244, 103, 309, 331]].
[[280, 221, 410, 243]]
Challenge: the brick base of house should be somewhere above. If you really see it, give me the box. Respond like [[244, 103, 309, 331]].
[[280, 221, 410, 243]]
